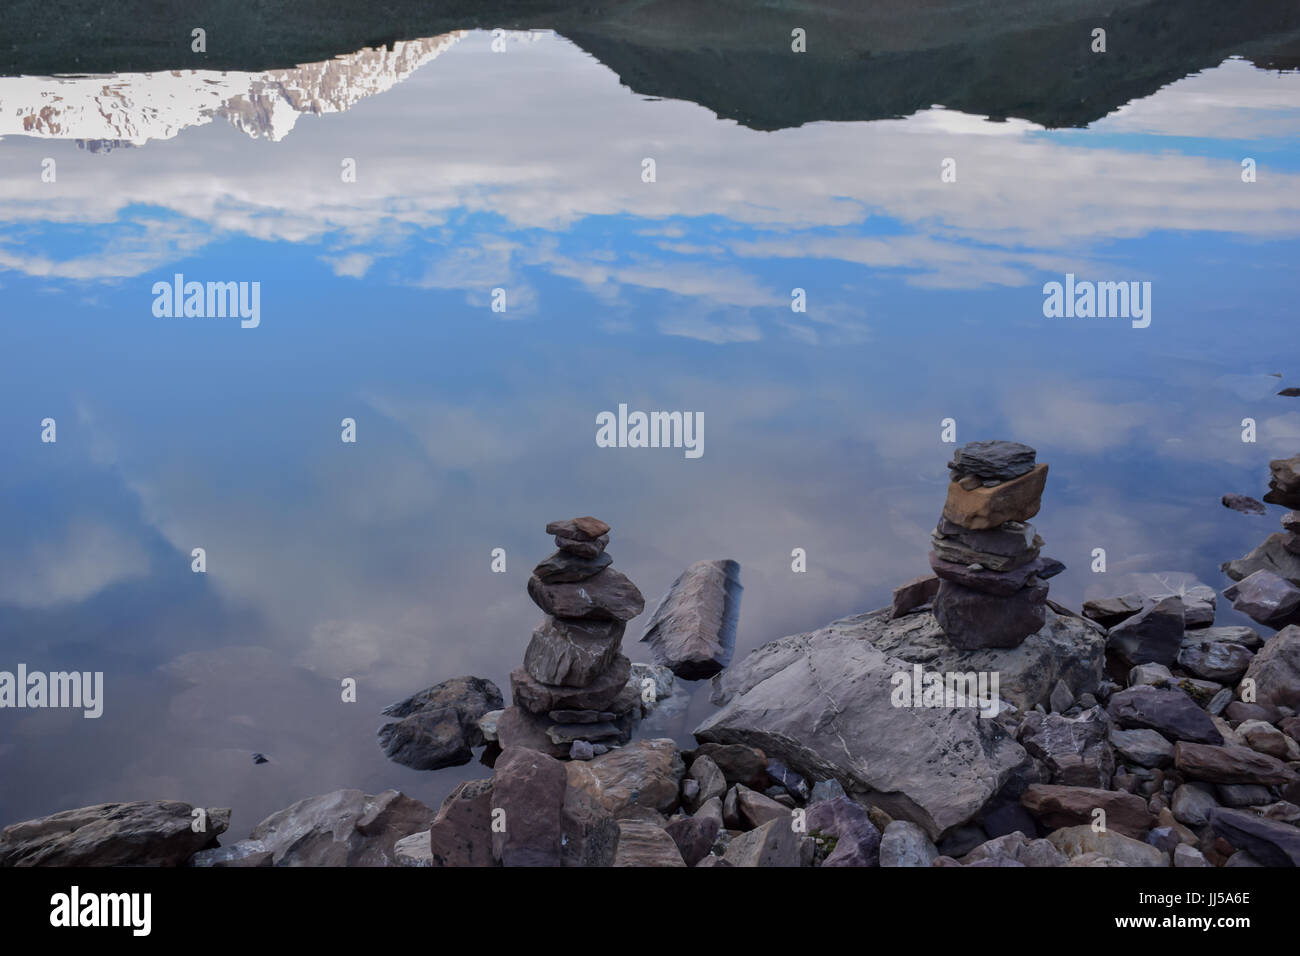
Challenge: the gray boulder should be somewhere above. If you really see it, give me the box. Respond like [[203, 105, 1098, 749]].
[[879, 820, 939, 867], [1106, 596, 1184, 668], [377, 676, 503, 771], [1, 801, 229, 867]]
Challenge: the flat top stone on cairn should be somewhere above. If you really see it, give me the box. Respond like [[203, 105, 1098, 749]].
[[947, 440, 1037, 484], [546, 516, 610, 540]]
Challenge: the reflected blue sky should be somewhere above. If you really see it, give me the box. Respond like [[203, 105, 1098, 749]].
[[1, 30, 1298, 832]]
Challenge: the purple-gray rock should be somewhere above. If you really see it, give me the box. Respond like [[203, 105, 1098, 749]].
[[639, 559, 742, 680], [1222, 533, 1300, 588], [934, 578, 1048, 649], [1106, 596, 1184, 668], [928, 551, 1056, 597], [554, 533, 609, 558], [1082, 593, 1144, 628], [1177, 638, 1254, 683], [511, 654, 632, 715], [523, 616, 625, 687], [1209, 807, 1300, 866], [491, 747, 568, 867], [545, 516, 611, 540], [532, 549, 613, 583], [1224, 570, 1300, 627], [931, 519, 1042, 571], [1222, 494, 1267, 515], [806, 796, 881, 867], [527, 567, 645, 622], [664, 813, 721, 867], [947, 440, 1037, 482], [1106, 685, 1223, 745], [1016, 706, 1114, 788], [377, 676, 503, 771], [1, 801, 230, 867], [1239, 625, 1300, 710]]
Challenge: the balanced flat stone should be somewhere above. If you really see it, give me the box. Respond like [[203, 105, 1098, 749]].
[[928, 551, 1056, 596], [511, 654, 632, 714], [553, 533, 609, 558], [931, 520, 1042, 570], [523, 616, 625, 687], [933, 578, 1047, 649], [532, 549, 613, 583], [947, 440, 1037, 482], [527, 566, 645, 621], [545, 516, 611, 540], [639, 559, 743, 679], [942, 463, 1048, 531]]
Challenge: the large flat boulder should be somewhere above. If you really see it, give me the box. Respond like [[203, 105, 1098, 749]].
[[695, 608, 1048, 840], [191, 789, 430, 867], [639, 559, 743, 679], [1, 801, 229, 867]]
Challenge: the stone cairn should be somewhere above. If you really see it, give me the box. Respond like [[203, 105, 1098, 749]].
[[500, 516, 646, 759], [928, 441, 1064, 649]]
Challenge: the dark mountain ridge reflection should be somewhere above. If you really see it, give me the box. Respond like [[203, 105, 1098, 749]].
[[4, 0, 1299, 129]]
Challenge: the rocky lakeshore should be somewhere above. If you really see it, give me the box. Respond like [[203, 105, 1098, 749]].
[[4, 454, 1300, 868]]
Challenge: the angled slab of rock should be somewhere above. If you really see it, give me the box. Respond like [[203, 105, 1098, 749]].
[[890, 573, 939, 618], [932, 518, 1040, 570], [377, 676, 503, 771], [532, 549, 613, 583], [527, 567, 645, 621], [1106, 595, 1184, 668], [192, 789, 430, 867], [1047, 825, 1168, 867], [1177, 638, 1254, 683], [1224, 570, 1300, 627], [1222, 533, 1300, 587], [1209, 808, 1300, 866], [1240, 625, 1300, 710], [696, 610, 1035, 840], [1122, 572, 1216, 628], [929, 552, 1056, 597], [723, 818, 803, 867], [1082, 593, 1144, 628], [1016, 707, 1114, 788], [1, 801, 229, 867], [639, 559, 743, 680]]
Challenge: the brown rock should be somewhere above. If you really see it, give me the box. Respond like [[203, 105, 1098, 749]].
[[612, 820, 686, 866], [890, 574, 939, 618], [1020, 784, 1155, 839], [546, 516, 611, 540], [428, 779, 498, 867], [942, 463, 1048, 531], [1173, 742, 1299, 786], [510, 655, 632, 715], [564, 738, 685, 817], [491, 747, 568, 867]]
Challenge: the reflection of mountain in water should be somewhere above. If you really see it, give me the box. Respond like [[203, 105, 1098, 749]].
[[0, 33, 463, 146], [0, 1, 1298, 133]]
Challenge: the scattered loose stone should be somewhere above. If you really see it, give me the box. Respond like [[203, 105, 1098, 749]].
[[1171, 783, 1220, 827], [1222, 493, 1267, 515], [1177, 638, 1254, 682], [1209, 807, 1300, 866], [723, 818, 804, 867], [805, 796, 881, 867], [613, 821, 686, 867], [1107, 596, 1185, 668], [1047, 825, 1168, 867], [1021, 784, 1154, 839], [1240, 625, 1300, 710], [1106, 686, 1223, 745], [1174, 741, 1298, 785], [1110, 728, 1175, 769], [1083, 593, 1144, 628], [879, 820, 940, 867], [664, 814, 720, 867]]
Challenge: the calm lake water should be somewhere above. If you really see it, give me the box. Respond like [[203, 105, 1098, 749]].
[[1, 28, 1298, 834]]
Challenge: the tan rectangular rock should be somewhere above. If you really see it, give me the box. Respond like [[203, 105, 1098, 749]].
[[942, 463, 1048, 531]]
